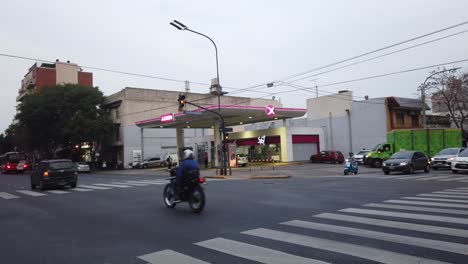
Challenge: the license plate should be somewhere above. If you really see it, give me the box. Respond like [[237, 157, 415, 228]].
[[436, 162, 444, 164], [389, 166, 394, 169]]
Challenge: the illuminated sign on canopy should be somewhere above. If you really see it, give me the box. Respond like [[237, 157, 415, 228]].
[[160, 113, 174, 123], [265, 104, 275, 118]]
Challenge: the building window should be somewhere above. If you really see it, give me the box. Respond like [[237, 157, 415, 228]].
[[114, 125, 120, 141], [396, 113, 405, 125], [412, 115, 419, 127], [115, 108, 120, 120]]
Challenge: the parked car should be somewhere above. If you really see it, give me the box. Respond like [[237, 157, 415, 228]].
[[452, 149, 468, 174], [310, 150, 345, 164], [382, 151, 430, 175], [31, 159, 77, 190], [431, 147, 466, 170], [354, 149, 371, 164], [75, 162, 91, 173], [138, 157, 166, 169], [236, 154, 248, 167]]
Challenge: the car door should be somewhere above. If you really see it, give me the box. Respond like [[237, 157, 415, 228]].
[[413, 152, 425, 170]]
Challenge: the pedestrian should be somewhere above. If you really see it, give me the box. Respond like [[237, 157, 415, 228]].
[[166, 155, 173, 170], [204, 152, 209, 168]]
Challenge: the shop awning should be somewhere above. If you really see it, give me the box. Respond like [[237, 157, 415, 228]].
[[135, 105, 306, 129]]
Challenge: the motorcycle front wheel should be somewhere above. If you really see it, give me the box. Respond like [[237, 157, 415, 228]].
[[189, 185, 205, 213], [163, 184, 177, 208]]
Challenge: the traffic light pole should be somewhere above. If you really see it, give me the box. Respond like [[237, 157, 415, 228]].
[[183, 101, 228, 175]]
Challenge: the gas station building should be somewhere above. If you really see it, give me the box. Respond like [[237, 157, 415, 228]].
[[104, 87, 322, 168]]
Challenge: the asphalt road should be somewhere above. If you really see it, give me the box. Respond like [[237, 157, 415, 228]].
[[1, 164, 468, 264]]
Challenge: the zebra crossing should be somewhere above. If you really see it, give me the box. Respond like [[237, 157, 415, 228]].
[[0, 179, 169, 200], [352, 173, 468, 183], [137, 186, 468, 264]]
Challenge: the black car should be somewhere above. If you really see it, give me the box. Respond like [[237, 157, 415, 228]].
[[31, 159, 77, 190], [382, 151, 430, 175]]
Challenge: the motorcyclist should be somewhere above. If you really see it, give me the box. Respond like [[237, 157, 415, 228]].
[[174, 149, 200, 201], [348, 152, 357, 170]]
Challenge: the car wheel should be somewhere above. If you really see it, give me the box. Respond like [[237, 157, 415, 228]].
[[70, 182, 77, 188], [39, 180, 46, 191], [143, 164, 148, 169], [424, 164, 430, 173], [407, 165, 414, 174], [383, 170, 390, 175], [373, 159, 382, 168], [452, 170, 459, 174]]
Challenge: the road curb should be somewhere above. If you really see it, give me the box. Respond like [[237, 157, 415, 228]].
[[249, 175, 291, 179]]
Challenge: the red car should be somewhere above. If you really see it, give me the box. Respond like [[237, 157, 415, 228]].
[[310, 150, 345, 164]]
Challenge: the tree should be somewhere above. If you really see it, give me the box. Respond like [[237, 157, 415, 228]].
[[14, 84, 113, 158], [428, 68, 468, 143]]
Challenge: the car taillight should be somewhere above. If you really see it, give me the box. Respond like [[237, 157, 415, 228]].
[[23, 164, 28, 169], [199, 177, 206, 183], [43, 171, 49, 177], [6, 164, 11, 169]]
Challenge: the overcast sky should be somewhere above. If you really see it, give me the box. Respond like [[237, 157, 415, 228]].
[[2, 0, 468, 133]]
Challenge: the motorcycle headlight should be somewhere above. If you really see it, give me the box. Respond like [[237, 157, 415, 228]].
[[400, 162, 407, 166]]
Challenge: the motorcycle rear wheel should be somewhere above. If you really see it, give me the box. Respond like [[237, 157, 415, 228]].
[[189, 185, 205, 213], [163, 184, 177, 208]]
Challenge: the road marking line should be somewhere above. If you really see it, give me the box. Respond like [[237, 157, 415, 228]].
[[415, 176, 451, 181], [401, 197, 468, 203], [315, 212, 468, 237], [418, 193, 468, 199], [243, 228, 448, 264], [70, 188, 93, 192], [433, 191, 468, 195], [460, 180, 468, 182], [379, 175, 409, 179], [111, 182, 148, 186], [138, 249, 210, 264], [394, 175, 433, 180], [365, 202, 468, 215], [339, 208, 468, 224], [438, 176, 468, 181], [0, 192, 19, 199], [384, 199, 468, 209], [455, 187, 468, 190], [126, 180, 166, 185], [78, 185, 112, 190], [446, 189, 468, 192], [46, 190, 70, 194], [282, 220, 468, 255], [17, 190, 46, 196], [195, 238, 329, 264], [93, 183, 132, 188]]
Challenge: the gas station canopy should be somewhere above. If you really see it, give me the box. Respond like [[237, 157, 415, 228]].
[[135, 105, 307, 129]]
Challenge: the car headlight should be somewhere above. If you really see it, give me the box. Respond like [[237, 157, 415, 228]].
[[431, 157, 434, 161], [447, 157, 454, 161], [400, 162, 407, 166]]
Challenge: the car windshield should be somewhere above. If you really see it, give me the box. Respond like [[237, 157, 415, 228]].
[[49, 161, 74, 170], [391, 152, 412, 159], [371, 144, 381, 151], [437, 148, 459, 155], [357, 150, 369, 155], [459, 150, 468, 157]]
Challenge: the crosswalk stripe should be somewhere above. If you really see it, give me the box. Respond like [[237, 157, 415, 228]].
[[401, 197, 468, 203], [93, 183, 131, 188], [281, 220, 468, 255], [196, 238, 330, 264], [112, 182, 147, 186], [418, 193, 468, 199], [70, 188, 93, 192], [447, 188, 468, 192], [137, 180, 167, 184], [339, 208, 468, 225], [395, 175, 433, 180], [365, 203, 468, 215], [17, 190, 46, 196], [138, 249, 210, 264], [314, 212, 468, 237], [433, 191, 468, 195], [384, 199, 468, 209], [460, 180, 468, 182], [379, 175, 410, 179], [78, 185, 112, 190], [438, 176, 468, 181], [46, 190, 70, 194], [243, 228, 449, 264], [126, 180, 166, 185], [415, 176, 451, 181], [0, 192, 19, 199], [455, 187, 468, 190]]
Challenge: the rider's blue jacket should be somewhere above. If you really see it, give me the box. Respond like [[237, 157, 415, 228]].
[[176, 158, 200, 180]]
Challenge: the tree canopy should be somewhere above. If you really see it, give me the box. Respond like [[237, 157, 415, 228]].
[[14, 84, 113, 158]]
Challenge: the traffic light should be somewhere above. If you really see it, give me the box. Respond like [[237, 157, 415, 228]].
[[224, 133, 230, 141], [178, 94, 186, 110]]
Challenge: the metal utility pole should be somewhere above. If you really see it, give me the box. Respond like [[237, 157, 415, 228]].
[[170, 20, 226, 174], [420, 67, 460, 128]]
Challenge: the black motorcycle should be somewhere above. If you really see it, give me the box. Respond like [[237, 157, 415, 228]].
[[163, 167, 206, 213]]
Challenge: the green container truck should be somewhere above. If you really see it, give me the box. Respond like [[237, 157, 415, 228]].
[[364, 128, 462, 168]]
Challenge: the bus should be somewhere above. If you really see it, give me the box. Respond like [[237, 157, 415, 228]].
[[0, 152, 29, 174]]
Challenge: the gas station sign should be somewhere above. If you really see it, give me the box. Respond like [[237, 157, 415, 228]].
[[265, 104, 275, 118], [160, 113, 174, 123]]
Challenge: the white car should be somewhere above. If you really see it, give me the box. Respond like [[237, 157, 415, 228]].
[[354, 150, 371, 164], [75, 162, 91, 173], [452, 150, 468, 173], [236, 154, 248, 167]]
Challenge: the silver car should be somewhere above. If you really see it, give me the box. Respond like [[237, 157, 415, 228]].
[[431, 148, 466, 170], [354, 150, 371, 164], [75, 162, 91, 173]]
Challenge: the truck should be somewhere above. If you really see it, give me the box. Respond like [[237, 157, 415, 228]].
[[364, 128, 462, 168]]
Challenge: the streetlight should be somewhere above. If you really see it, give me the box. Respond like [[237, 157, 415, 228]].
[[170, 20, 227, 175], [419, 67, 460, 128]]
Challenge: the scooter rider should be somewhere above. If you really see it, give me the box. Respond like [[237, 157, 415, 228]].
[[175, 149, 200, 201]]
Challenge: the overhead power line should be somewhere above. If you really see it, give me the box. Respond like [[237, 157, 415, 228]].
[[257, 19, 468, 86]]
